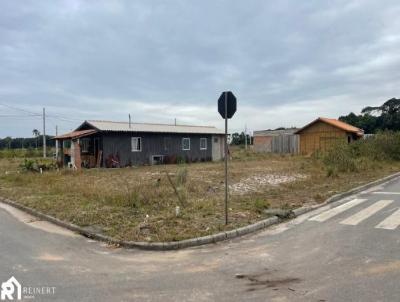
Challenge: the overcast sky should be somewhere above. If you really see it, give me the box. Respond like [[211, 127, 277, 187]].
[[1, 0, 400, 137]]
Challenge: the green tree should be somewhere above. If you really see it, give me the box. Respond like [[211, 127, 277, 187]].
[[3, 137, 12, 149], [32, 129, 40, 149], [340, 98, 400, 133], [230, 132, 252, 145]]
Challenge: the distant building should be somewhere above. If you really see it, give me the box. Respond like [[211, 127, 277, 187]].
[[253, 128, 299, 154], [295, 117, 364, 155], [54, 120, 225, 168]]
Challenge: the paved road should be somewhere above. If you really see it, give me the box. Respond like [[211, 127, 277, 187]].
[[2, 178, 400, 301]]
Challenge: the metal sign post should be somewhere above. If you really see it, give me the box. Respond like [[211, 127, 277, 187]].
[[224, 92, 228, 225], [218, 91, 237, 225]]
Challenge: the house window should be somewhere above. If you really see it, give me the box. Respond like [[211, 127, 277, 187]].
[[63, 140, 71, 149], [131, 137, 142, 152], [200, 138, 207, 150], [80, 138, 90, 153], [182, 138, 190, 151]]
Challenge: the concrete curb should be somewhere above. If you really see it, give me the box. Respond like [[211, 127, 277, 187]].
[[1, 171, 399, 251]]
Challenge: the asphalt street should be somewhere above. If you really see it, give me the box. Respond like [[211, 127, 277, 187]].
[[2, 177, 400, 301]]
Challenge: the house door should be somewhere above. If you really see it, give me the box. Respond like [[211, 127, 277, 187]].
[[212, 135, 223, 161], [94, 138, 100, 161]]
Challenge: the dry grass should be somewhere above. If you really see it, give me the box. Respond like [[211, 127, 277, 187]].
[[0, 147, 399, 242]]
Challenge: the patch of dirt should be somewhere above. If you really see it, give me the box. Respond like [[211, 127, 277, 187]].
[[185, 258, 221, 273], [230, 174, 307, 195], [355, 260, 400, 276], [235, 268, 301, 291], [36, 253, 65, 262]]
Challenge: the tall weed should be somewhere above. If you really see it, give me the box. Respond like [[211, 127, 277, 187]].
[[323, 131, 400, 173]]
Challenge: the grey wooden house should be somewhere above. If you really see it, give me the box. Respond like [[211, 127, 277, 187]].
[[54, 120, 225, 169]]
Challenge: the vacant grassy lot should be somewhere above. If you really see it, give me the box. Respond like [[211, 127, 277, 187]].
[[0, 147, 399, 242]]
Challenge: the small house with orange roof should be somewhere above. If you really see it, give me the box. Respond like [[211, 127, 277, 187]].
[[295, 117, 364, 155]]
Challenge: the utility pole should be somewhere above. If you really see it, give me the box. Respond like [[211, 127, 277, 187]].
[[43, 107, 46, 158], [55, 125, 58, 160], [129, 114, 131, 128], [245, 124, 248, 150]]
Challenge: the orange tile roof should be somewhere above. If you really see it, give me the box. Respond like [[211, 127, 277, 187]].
[[53, 129, 97, 140], [295, 117, 364, 136]]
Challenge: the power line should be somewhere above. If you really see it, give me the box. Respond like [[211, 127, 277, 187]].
[[0, 114, 41, 118], [45, 113, 81, 122], [46, 116, 79, 124], [0, 103, 41, 116], [0, 102, 81, 124]]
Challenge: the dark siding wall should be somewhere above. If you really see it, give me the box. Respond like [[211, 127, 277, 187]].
[[101, 132, 213, 166]]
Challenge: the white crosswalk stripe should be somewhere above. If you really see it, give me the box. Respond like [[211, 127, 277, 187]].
[[375, 208, 400, 230], [372, 192, 400, 195], [340, 200, 393, 226], [309, 199, 368, 222]]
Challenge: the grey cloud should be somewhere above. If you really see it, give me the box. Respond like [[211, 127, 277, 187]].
[[1, 0, 400, 137]]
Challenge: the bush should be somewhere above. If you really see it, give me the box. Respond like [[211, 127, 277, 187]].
[[326, 166, 338, 177], [323, 142, 358, 172], [176, 156, 186, 165], [254, 199, 270, 213], [20, 158, 57, 172], [323, 131, 400, 173]]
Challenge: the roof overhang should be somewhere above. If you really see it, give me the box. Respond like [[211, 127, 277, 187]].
[[53, 129, 97, 140], [295, 117, 364, 136]]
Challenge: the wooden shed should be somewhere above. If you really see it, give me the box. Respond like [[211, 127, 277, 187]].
[[253, 128, 299, 154], [295, 117, 364, 155]]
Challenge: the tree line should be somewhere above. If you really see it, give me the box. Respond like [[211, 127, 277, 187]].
[[230, 132, 253, 145], [0, 129, 55, 149], [339, 98, 400, 133]]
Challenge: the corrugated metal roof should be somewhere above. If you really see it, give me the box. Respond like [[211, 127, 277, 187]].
[[54, 129, 97, 140], [254, 129, 299, 137], [295, 117, 364, 136], [81, 120, 225, 135]]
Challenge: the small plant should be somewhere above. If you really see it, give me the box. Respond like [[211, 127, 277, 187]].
[[165, 170, 186, 206], [21, 159, 37, 172], [326, 166, 338, 177], [176, 156, 186, 165], [254, 198, 270, 213], [20, 158, 57, 172], [126, 191, 141, 208], [176, 165, 188, 186]]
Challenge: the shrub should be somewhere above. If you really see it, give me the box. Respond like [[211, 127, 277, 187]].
[[176, 165, 188, 186], [326, 166, 338, 177], [20, 158, 57, 172], [323, 142, 358, 172], [322, 131, 400, 173], [254, 199, 270, 213], [176, 156, 186, 165], [367, 131, 400, 160]]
